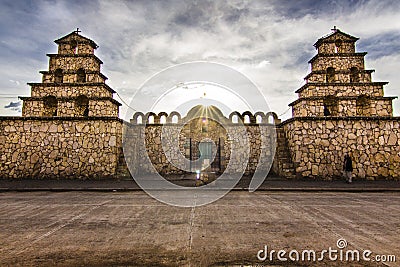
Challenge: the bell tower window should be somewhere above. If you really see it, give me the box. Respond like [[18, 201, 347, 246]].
[[326, 67, 335, 83], [77, 68, 86, 83], [43, 95, 58, 116], [54, 68, 63, 83], [323, 95, 338, 116], [71, 40, 78, 54], [334, 39, 342, 53], [356, 95, 370, 116], [350, 67, 359, 83], [76, 95, 89, 117]]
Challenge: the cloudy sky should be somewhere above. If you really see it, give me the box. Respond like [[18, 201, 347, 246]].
[[0, 0, 399, 120]]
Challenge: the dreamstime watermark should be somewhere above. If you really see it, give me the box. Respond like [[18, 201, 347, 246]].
[[257, 238, 396, 263], [123, 62, 276, 207]]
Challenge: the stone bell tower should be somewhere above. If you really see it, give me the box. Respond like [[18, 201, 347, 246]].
[[21, 29, 121, 117], [289, 27, 396, 117]]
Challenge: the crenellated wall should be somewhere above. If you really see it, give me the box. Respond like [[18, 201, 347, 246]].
[[124, 108, 280, 177], [123, 122, 277, 177]]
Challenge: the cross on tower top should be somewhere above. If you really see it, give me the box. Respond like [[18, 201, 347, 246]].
[[74, 28, 81, 34], [331, 26, 338, 32]]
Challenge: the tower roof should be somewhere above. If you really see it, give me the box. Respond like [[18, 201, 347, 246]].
[[314, 27, 359, 48], [54, 29, 98, 49]]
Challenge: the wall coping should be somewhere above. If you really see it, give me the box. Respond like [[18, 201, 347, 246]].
[[123, 122, 279, 128], [288, 95, 397, 106], [46, 53, 103, 64], [19, 96, 122, 106], [295, 81, 388, 93], [39, 70, 108, 80], [303, 69, 375, 79], [0, 116, 123, 122], [308, 52, 367, 63], [279, 116, 400, 126], [27, 82, 116, 93]]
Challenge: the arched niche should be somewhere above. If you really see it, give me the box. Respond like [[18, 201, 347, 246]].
[[266, 112, 280, 124], [167, 111, 181, 124], [228, 111, 242, 124], [158, 112, 168, 124], [254, 112, 266, 123], [242, 111, 255, 124], [132, 112, 144, 124], [145, 112, 158, 124]]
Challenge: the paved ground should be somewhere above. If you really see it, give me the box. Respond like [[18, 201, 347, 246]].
[[0, 191, 399, 266]]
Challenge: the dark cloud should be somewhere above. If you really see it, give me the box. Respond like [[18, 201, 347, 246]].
[[4, 101, 22, 113], [4, 101, 21, 109], [270, 0, 363, 19], [0, 0, 399, 118], [358, 31, 400, 59]]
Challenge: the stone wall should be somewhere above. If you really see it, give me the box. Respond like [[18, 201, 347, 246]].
[[317, 42, 355, 54], [282, 118, 400, 179], [0, 117, 122, 179], [48, 55, 101, 71], [41, 72, 106, 84], [58, 43, 94, 55], [123, 122, 276, 176], [305, 71, 372, 83], [292, 98, 393, 117], [30, 84, 113, 98], [22, 99, 119, 117], [297, 84, 384, 98], [311, 54, 365, 71]]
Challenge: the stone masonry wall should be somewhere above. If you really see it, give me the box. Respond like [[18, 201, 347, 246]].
[[31, 84, 112, 98], [292, 98, 393, 117], [22, 99, 119, 117], [49, 56, 101, 71], [123, 123, 276, 176], [58, 43, 94, 55], [42, 72, 106, 84], [298, 84, 383, 98], [311, 55, 364, 71], [318, 42, 355, 54], [0, 118, 122, 179], [283, 118, 400, 179], [306, 72, 372, 83]]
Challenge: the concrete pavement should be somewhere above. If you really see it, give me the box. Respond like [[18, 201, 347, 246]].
[[0, 191, 399, 266]]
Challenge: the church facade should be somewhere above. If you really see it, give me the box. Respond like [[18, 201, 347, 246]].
[[0, 28, 399, 180]]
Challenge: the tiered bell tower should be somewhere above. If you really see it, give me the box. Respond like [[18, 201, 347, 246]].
[[21, 29, 121, 117], [289, 27, 396, 117]]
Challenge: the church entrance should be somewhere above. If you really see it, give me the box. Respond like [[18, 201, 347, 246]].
[[189, 138, 222, 173]]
